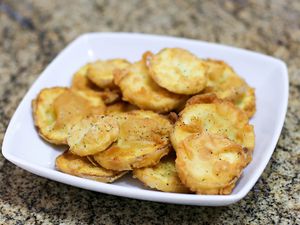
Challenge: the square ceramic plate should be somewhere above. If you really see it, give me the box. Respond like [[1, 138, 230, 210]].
[[2, 33, 288, 206]]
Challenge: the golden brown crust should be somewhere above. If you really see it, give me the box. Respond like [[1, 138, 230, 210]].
[[87, 59, 130, 89], [74, 89, 106, 111], [56, 151, 127, 183], [67, 115, 119, 156], [185, 93, 221, 106], [114, 58, 187, 113], [133, 153, 190, 193], [33, 50, 257, 193], [142, 51, 154, 68], [106, 101, 139, 114], [233, 87, 256, 118], [93, 111, 172, 171], [176, 133, 249, 194], [33, 87, 69, 145], [53, 89, 106, 126], [148, 48, 207, 95], [203, 59, 256, 118], [71, 64, 121, 104], [86, 155, 101, 166], [171, 100, 255, 153], [71, 64, 100, 91], [33, 87, 106, 145], [97, 89, 121, 105], [168, 112, 179, 124]]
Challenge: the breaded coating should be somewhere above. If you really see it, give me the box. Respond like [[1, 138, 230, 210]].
[[86, 155, 100, 166], [97, 89, 121, 105], [171, 100, 255, 153], [71, 64, 99, 91], [133, 153, 190, 193], [87, 59, 130, 89], [185, 93, 222, 106], [106, 101, 139, 114], [71, 64, 120, 104], [33, 49, 258, 193], [203, 59, 256, 118], [93, 111, 172, 171], [74, 89, 106, 110], [148, 48, 207, 95], [53, 89, 106, 128], [56, 151, 127, 183], [176, 133, 250, 194], [67, 115, 119, 156], [32, 88, 106, 145], [33, 87, 69, 144], [114, 58, 187, 113]]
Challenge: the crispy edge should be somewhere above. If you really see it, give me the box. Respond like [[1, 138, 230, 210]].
[[133, 154, 190, 193], [71, 64, 121, 105], [94, 144, 171, 171], [98, 89, 121, 105], [185, 93, 222, 106], [86, 155, 100, 166], [56, 151, 127, 183], [33, 87, 69, 145], [237, 86, 256, 118], [87, 59, 130, 89], [203, 59, 256, 118], [71, 64, 100, 91], [106, 101, 139, 114], [175, 133, 249, 195]]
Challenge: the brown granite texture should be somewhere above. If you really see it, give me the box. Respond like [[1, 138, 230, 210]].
[[0, 0, 299, 224]]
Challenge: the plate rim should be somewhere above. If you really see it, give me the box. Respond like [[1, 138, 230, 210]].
[[1, 32, 289, 206]]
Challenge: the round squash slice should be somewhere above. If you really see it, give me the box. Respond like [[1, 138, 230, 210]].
[[148, 48, 207, 95], [176, 133, 250, 194], [93, 111, 172, 171], [171, 100, 255, 153], [56, 151, 127, 183], [114, 54, 187, 113]]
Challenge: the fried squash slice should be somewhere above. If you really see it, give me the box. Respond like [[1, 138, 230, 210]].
[[93, 111, 172, 171], [87, 59, 130, 89], [148, 48, 207, 95], [171, 99, 255, 153], [33, 88, 106, 145], [33, 87, 68, 144], [203, 59, 256, 118], [74, 89, 106, 109], [96, 89, 121, 105], [176, 133, 250, 194], [56, 151, 127, 183], [114, 55, 187, 113], [106, 101, 139, 114], [71, 64, 98, 91], [67, 115, 119, 156], [71, 64, 120, 104], [133, 153, 190, 193]]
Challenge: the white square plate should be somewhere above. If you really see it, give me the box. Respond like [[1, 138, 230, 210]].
[[2, 33, 288, 206]]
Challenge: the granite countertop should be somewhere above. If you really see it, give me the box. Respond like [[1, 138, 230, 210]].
[[0, 0, 299, 224]]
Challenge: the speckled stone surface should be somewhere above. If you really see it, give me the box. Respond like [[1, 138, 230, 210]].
[[0, 0, 299, 224]]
